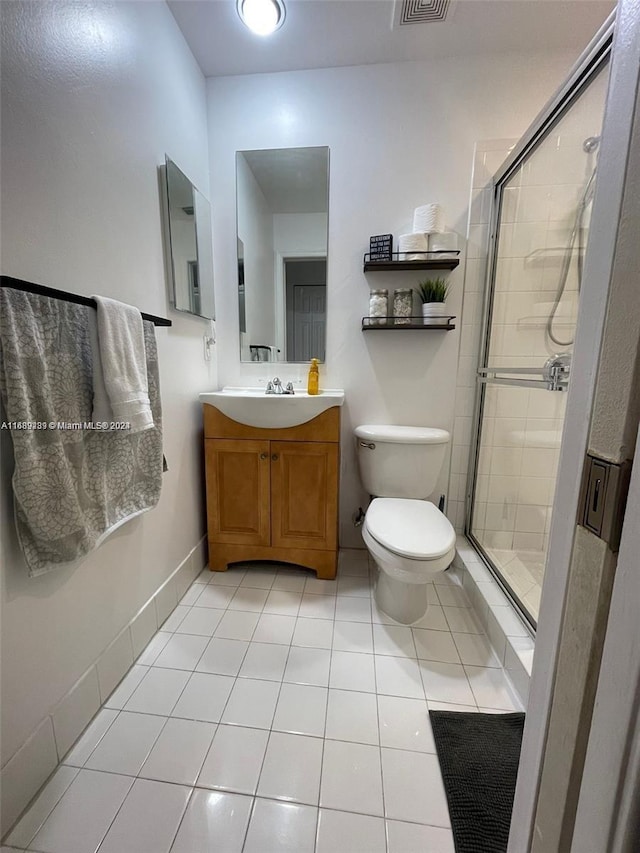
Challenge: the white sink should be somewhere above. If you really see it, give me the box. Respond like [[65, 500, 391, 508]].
[[200, 386, 345, 429]]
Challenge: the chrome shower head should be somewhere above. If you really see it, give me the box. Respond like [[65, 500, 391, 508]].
[[583, 136, 601, 153]]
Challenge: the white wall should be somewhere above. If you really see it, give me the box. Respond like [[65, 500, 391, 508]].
[[273, 214, 328, 252], [207, 53, 579, 547], [0, 0, 214, 828]]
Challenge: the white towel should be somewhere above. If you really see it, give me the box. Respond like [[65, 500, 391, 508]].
[[88, 308, 112, 424], [91, 295, 153, 433]]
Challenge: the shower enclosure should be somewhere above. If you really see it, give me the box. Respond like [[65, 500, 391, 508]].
[[467, 54, 610, 629]]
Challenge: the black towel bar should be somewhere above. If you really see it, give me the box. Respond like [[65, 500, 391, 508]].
[[0, 276, 172, 327]]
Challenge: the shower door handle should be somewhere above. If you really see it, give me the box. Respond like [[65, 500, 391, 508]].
[[477, 360, 570, 392]]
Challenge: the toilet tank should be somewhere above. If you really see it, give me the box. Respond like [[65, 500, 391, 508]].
[[355, 425, 450, 499]]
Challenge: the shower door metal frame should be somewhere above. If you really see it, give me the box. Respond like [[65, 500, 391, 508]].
[[464, 18, 614, 631]]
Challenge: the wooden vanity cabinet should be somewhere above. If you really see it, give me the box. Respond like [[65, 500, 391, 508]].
[[203, 405, 340, 579]]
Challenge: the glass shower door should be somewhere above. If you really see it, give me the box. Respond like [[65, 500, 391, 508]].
[[468, 66, 609, 628]]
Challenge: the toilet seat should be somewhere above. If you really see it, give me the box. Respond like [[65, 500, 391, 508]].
[[365, 498, 456, 560]]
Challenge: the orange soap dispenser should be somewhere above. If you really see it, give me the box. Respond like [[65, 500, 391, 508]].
[[307, 358, 319, 395]]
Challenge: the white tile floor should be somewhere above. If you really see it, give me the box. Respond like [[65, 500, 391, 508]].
[[5, 551, 523, 853]]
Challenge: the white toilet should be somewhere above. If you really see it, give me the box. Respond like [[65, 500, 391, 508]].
[[355, 424, 456, 625]]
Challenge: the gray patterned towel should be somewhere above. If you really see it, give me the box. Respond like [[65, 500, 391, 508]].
[[0, 287, 163, 576]]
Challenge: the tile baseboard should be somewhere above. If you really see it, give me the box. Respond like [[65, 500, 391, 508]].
[[0, 535, 208, 839]]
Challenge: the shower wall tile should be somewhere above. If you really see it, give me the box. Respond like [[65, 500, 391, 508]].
[[515, 505, 547, 534], [489, 447, 523, 476], [447, 474, 462, 502], [492, 417, 526, 447], [495, 257, 544, 292], [517, 477, 554, 507], [455, 391, 475, 418], [484, 502, 517, 533], [447, 139, 515, 535], [487, 475, 519, 504], [470, 187, 492, 224], [452, 417, 473, 448], [471, 501, 486, 531], [451, 132, 574, 555], [484, 531, 514, 550], [467, 224, 490, 259], [513, 532, 545, 551], [450, 444, 470, 476], [475, 474, 489, 502], [472, 151, 492, 189], [459, 324, 481, 359], [456, 356, 477, 388], [462, 258, 486, 292]]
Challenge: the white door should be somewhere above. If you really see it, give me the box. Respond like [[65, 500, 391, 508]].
[[284, 257, 327, 361], [292, 284, 326, 362], [509, 2, 640, 849]]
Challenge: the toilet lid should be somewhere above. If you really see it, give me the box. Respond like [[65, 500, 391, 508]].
[[365, 498, 456, 560], [355, 424, 450, 444]]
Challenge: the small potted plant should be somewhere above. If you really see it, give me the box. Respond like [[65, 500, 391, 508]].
[[416, 278, 449, 325]]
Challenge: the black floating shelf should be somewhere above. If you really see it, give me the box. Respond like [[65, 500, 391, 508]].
[[362, 316, 456, 331], [363, 250, 460, 272]]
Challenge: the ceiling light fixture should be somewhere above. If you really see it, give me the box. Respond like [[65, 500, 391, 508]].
[[237, 0, 286, 36]]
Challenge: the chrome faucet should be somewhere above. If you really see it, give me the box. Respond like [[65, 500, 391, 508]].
[[265, 378, 295, 395], [267, 377, 284, 394]]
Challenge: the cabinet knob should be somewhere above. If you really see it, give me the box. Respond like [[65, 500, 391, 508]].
[[259, 453, 268, 460], [271, 453, 279, 461]]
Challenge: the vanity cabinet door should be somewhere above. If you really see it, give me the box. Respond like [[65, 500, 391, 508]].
[[205, 439, 270, 546], [270, 441, 339, 551]]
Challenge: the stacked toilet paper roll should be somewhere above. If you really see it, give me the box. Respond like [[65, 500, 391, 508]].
[[398, 232, 428, 260], [413, 203, 444, 235], [428, 231, 458, 256]]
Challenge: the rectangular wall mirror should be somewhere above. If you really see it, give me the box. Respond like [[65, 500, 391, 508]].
[[236, 146, 329, 362], [162, 156, 215, 320]]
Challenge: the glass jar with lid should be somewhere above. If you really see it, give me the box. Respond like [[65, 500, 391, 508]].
[[369, 289, 388, 326], [393, 288, 413, 325]]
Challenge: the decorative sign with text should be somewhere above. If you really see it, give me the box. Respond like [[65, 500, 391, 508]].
[[369, 234, 393, 262]]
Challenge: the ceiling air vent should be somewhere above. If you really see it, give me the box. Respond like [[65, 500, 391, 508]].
[[395, 0, 450, 26]]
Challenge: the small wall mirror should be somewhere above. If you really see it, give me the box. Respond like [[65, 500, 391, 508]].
[[236, 146, 329, 362], [162, 156, 215, 320]]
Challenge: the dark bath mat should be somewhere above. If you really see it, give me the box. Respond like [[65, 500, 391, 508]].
[[429, 710, 525, 853]]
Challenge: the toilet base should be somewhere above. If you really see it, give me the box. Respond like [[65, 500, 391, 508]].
[[374, 566, 430, 625]]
